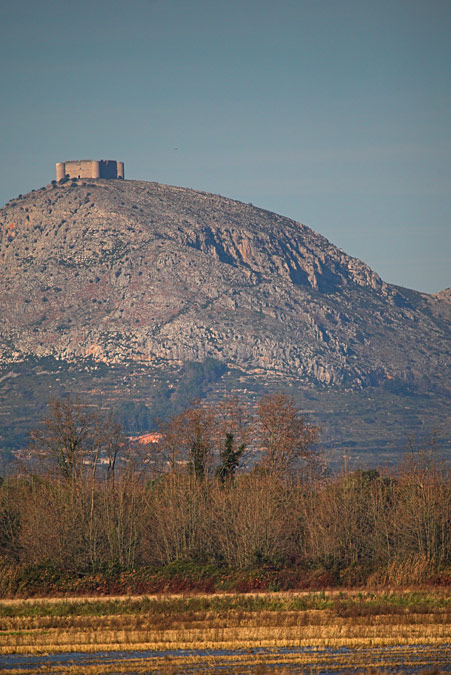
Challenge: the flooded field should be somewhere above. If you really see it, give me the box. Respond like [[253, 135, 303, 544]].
[[0, 591, 449, 673], [1, 644, 451, 674]]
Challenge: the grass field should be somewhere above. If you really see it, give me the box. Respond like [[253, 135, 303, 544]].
[[0, 590, 449, 673]]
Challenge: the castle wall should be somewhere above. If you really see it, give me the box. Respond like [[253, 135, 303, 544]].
[[60, 160, 98, 179], [56, 160, 125, 180]]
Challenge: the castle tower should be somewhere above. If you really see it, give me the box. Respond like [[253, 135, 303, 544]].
[[56, 162, 65, 181], [91, 161, 100, 179]]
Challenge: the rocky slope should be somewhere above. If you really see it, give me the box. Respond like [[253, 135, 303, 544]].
[[0, 178, 449, 461], [1, 178, 449, 388]]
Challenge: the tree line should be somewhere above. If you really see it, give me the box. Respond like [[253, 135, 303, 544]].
[[23, 393, 321, 482], [0, 395, 449, 595]]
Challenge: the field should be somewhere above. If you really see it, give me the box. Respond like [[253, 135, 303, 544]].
[[0, 590, 450, 673]]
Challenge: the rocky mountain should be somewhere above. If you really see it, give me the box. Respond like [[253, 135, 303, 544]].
[[0, 178, 450, 465]]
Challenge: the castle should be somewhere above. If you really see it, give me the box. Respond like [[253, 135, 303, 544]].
[[56, 160, 124, 181]]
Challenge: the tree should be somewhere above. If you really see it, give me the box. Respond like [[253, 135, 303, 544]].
[[158, 404, 215, 479], [26, 397, 133, 573], [27, 396, 124, 483], [213, 397, 249, 482], [216, 432, 245, 483], [189, 427, 211, 481], [255, 393, 320, 478]]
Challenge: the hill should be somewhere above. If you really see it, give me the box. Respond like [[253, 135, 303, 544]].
[[0, 178, 449, 466]]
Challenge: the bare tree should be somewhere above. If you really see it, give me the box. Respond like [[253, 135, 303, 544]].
[[158, 404, 215, 479], [26, 397, 126, 571], [27, 396, 124, 483], [255, 393, 320, 478]]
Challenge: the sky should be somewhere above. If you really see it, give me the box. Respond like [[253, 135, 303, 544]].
[[1, 0, 450, 293]]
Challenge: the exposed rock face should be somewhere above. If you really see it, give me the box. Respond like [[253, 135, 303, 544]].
[[434, 288, 451, 303], [0, 179, 450, 395]]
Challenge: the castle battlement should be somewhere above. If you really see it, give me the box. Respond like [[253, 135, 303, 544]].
[[56, 160, 124, 181]]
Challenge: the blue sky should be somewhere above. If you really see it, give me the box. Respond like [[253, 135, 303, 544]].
[[1, 0, 449, 293]]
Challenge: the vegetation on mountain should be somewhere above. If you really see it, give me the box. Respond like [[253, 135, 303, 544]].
[[114, 357, 228, 433]]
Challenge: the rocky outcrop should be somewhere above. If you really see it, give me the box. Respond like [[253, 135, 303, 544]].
[[434, 288, 451, 303]]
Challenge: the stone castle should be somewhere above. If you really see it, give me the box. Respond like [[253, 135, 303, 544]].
[[56, 160, 124, 181]]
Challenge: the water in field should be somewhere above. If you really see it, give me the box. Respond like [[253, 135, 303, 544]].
[[1, 644, 450, 674]]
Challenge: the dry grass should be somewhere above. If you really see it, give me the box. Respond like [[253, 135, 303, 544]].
[[0, 592, 451, 654], [0, 590, 449, 673]]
